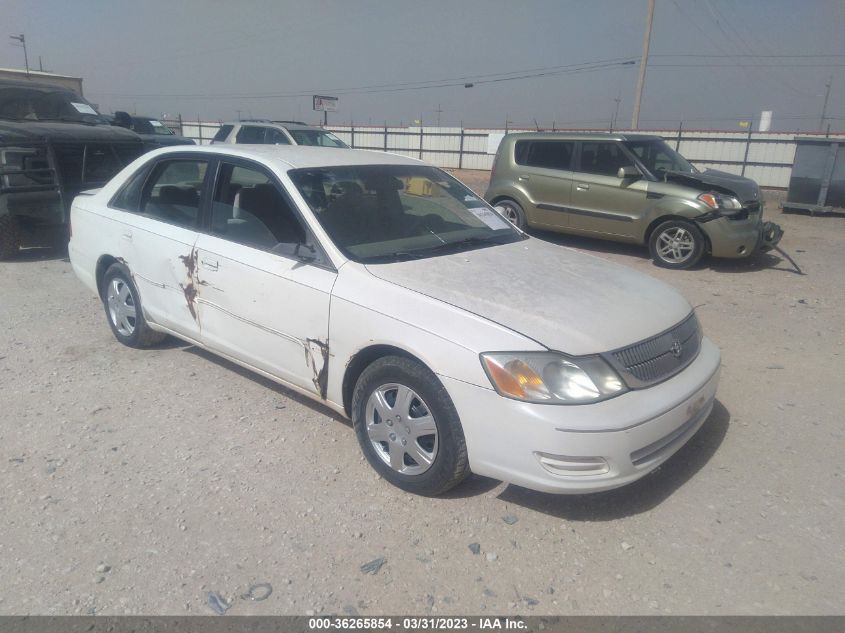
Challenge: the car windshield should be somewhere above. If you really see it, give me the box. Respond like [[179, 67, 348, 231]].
[[289, 129, 348, 148], [0, 85, 107, 124], [623, 139, 697, 177], [289, 164, 523, 263], [134, 118, 174, 135]]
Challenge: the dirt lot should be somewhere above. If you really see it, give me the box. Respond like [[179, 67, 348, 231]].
[[1, 175, 843, 616]]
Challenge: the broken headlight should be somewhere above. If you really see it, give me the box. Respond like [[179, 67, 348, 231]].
[[480, 352, 627, 404]]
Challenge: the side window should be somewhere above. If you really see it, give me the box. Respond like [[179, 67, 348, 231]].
[[235, 126, 267, 144], [210, 163, 306, 252], [578, 142, 633, 177], [110, 166, 149, 212], [515, 141, 573, 170], [136, 159, 207, 228], [212, 124, 234, 142], [267, 129, 291, 145]]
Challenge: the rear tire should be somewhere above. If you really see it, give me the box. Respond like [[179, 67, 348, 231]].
[[0, 215, 21, 260], [352, 356, 469, 496], [102, 263, 167, 348], [494, 199, 526, 230], [648, 219, 705, 269]]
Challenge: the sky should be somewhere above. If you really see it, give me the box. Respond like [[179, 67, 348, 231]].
[[2, 0, 844, 132]]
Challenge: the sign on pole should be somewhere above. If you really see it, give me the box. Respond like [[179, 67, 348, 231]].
[[313, 95, 338, 112], [313, 95, 338, 126]]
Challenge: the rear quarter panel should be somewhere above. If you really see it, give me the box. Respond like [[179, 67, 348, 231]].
[[68, 193, 133, 298]]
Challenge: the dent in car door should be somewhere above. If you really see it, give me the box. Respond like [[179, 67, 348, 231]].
[[193, 235, 336, 396], [570, 142, 649, 239]]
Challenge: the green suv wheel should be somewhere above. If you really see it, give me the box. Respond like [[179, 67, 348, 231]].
[[494, 199, 526, 230], [649, 219, 706, 269]]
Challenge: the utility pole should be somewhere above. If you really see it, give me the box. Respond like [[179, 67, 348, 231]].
[[631, 0, 655, 129], [9, 33, 29, 76], [819, 76, 832, 132], [435, 104, 443, 127], [611, 93, 622, 130]]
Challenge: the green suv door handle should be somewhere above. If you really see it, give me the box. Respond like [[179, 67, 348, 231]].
[[576, 183, 590, 191]]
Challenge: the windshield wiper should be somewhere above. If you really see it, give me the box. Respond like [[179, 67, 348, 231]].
[[364, 250, 428, 263]]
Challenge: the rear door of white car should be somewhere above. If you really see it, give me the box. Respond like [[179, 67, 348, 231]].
[[109, 155, 210, 341], [193, 157, 336, 397]]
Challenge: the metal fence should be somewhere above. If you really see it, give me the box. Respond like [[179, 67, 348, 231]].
[[163, 118, 845, 189]]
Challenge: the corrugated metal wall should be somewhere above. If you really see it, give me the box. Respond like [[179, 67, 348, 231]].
[[165, 119, 845, 188]]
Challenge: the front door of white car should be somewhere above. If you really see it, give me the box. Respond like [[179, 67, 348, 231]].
[[193, 160, 336, 396]]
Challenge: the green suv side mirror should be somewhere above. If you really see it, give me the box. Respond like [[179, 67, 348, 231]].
[[617, 166, 641, 180]]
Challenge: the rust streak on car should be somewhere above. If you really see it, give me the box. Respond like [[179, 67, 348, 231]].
[[179, 248, 200, 321], [304, 338, 329, 399]]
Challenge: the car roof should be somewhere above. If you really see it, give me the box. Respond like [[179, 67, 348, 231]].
[[147, 144, 423, 169], [505, 131, 664, 142], [221, 120, 326, 132]]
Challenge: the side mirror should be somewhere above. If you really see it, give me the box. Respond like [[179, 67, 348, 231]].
[[617, 166, 641, 180]]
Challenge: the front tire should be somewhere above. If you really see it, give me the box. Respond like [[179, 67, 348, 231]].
[[352, 356, 469, 496], [0, 215, 21, 260], [494, 199, 526, 230], [102, 263, 166, 348], [649, 219, 706, 269]]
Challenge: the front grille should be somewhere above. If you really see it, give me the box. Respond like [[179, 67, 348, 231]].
[[604, 313, 701, 388]]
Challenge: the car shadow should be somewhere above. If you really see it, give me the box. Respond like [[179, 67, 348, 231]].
[[495, 399, 730, 521], [179, 344, 350, 426]]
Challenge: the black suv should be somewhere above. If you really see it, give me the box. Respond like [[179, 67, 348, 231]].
[[0, 79, 144, 258]]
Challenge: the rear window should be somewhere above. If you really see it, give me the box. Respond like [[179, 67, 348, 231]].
[[212, 124, 234, 142], [514, 140, 573, 170]]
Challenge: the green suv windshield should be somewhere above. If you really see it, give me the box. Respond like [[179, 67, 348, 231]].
[[290, 164, 522, 263], [623, 139, 696, 177]]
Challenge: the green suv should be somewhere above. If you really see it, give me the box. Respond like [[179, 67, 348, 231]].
[[485, 132, 782, 269]]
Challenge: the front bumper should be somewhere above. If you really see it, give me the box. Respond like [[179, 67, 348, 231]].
[[699, 213, 784, 259], [441, 337, 721, 494]]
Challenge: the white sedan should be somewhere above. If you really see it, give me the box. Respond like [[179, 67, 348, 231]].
[[69, 145, 721, 495]]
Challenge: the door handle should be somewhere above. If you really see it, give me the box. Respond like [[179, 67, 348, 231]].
[[201, 258, 219, 271], [576, 183, 590, 191], [121, 232, 132, 241], [518, 175, 530, 181]]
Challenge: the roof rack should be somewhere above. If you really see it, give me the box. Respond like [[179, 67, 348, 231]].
[[271, 120, 308, 126]]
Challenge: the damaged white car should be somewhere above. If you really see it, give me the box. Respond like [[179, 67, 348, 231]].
[[69, 145, 721, 495]]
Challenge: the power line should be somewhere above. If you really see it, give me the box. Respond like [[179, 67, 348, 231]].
[[91, 57, 638, 100]]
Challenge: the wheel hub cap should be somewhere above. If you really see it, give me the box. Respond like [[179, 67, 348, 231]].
[[365, 383, 438, 475]]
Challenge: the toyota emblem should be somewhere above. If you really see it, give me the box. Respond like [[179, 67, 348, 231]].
[[670, 339, 683, 358]]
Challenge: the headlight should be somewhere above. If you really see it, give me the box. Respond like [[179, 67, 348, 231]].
[[480, 352, 627, 404], [698, 192, 743, 215]]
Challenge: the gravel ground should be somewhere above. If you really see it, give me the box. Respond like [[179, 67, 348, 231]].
[[1, 176, 843, 616]]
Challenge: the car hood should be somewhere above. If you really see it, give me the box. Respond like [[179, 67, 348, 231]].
[[0, 120, 142, 143], [664, 168, 760, 203], [364, 239, 693, 355]]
